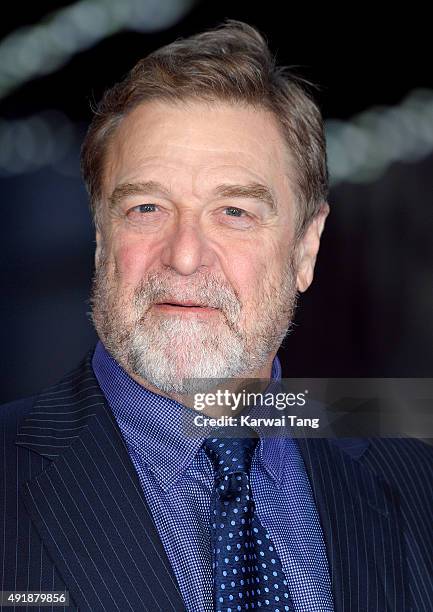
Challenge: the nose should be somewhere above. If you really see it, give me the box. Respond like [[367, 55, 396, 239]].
[[161, 215, 214, 275]]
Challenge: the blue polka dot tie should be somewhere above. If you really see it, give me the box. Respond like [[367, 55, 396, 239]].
[[203, 434, 295, 612]]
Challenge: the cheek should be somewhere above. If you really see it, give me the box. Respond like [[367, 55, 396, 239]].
[[225, 256, 270, 307], [232, 238, 288, 288], [111, 241, 151, 286]]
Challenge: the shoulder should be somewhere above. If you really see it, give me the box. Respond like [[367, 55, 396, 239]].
[[0, 395, 37, 436], [0, 349, 97, 438], [363, 437, 433, 473], [361, 437, 432, 505]]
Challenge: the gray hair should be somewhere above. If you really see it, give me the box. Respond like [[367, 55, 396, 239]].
[[81, 20, 328, 237]]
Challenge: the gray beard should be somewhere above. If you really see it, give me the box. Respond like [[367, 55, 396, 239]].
[[90, 258, 298, 395]]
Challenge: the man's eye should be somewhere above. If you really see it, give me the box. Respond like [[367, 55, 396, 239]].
[[132, 204, 157, 213], [224, 207, 245, 217]]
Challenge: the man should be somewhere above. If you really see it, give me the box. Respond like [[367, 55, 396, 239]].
[[1, 21, 432, 612]]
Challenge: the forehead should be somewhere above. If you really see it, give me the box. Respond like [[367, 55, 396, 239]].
[[103, 99, 294, 202]]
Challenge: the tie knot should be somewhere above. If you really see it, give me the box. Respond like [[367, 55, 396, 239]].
[[203, 434, 258, 479]]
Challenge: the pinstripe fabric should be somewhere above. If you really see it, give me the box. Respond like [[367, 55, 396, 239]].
[[1, 354, 185, 612], [297, 437, 433, 612], [1, 352, 432, 611], [361, 438, 433, 611]]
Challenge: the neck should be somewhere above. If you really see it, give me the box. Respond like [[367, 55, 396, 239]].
[[126, 360, 275, 417]]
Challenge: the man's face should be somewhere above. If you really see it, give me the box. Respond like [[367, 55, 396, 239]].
[[91, 100, 326, 396]]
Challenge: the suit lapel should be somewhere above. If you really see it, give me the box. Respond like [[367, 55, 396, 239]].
[[16, 355, 185, 612], [297, 437, 408, 612]]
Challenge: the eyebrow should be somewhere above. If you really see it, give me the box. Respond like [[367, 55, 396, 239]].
[[108, 181, 171, 209], [214, 183, 277, 212], [108, 180, 277, 212]]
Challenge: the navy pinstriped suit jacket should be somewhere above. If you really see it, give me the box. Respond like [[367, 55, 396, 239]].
[[1, 353, 432, 612]]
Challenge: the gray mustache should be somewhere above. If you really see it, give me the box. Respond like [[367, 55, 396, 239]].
[[133, 273, 242, 320]]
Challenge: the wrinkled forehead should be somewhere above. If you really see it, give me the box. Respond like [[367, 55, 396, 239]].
[[101, 99, 296, 206]]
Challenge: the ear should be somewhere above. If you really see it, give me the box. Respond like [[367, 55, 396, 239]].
[[295, 202, 330, 293]]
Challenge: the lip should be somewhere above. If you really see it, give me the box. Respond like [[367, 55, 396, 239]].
[[152, 302, 219, 316], [159, 300, 207, 307]]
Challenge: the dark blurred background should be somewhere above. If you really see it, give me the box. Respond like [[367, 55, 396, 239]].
[[1, 0, 432, 403]]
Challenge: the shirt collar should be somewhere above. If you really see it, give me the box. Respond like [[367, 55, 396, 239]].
[[92, 340, 284, 490]]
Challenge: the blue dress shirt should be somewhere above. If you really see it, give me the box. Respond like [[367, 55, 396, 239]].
[[92, 341, 334, 612]]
